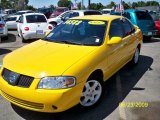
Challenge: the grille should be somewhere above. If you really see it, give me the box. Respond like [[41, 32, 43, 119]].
[[2, 68, 34, 88], [1, 91, 44, 110]]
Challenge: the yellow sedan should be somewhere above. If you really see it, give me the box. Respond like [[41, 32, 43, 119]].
[[0, 15, 143, 112]]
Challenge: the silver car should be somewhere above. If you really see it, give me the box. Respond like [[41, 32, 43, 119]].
[[0, 16, 8, 40]]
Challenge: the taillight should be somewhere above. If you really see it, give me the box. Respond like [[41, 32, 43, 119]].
[[24, 27, 29, 31], [0, 24, 5, 28], [48, 25, 52, 30]]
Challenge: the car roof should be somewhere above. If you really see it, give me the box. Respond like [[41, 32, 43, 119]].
[[8, 15, 21, 17], [70, 15, 123, 21], [69, 10, 101, 12], [125, 9, 148, 13], [23, 13, 45, 16], [18, 10, 32, 12]]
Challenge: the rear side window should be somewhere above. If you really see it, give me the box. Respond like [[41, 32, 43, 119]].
[[109, 19, 124, 39], [136, 12, 152, 20], [70, 12, 79, 18], [7, 17, 17, 21], [84, 11, 102, 15], [121, 19, 132, 37], [26, 15, 47, 23]]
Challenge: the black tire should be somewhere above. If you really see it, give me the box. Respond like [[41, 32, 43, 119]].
[[3, 35, 8, 40], [144, 36, 151, 41], [130, 47, 140, 65], [79, 75, 104, 108], [20, 31, 26, 43]]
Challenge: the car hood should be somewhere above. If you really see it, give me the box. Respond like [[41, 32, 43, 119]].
[[3, 40, 97, 78]]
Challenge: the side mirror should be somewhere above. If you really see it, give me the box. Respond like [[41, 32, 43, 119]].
[[107, 37, 122, 45]]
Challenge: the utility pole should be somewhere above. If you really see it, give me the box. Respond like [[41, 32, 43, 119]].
[[88, 0, 91, 9], [81, 0, 83, 10]]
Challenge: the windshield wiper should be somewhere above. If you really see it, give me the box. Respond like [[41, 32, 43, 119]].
[[58, 40, 82, 45]]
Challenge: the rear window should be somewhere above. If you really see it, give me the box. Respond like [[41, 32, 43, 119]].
[[84, 11, 102, 15], [26, 15, 47, 23], [7, 17, 17, 21], [136, 12, 152, 20]]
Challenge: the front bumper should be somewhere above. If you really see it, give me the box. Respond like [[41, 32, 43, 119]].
[[0, 73, 84, 112]]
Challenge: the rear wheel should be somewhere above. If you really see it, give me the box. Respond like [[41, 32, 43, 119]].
[[131, 47, 140, 65], [80, 78, 103, 107], [20, 31, 26, 43]]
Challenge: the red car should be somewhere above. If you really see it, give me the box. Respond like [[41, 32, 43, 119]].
[[50, 7, 69, 18], [155, 20, 160, 35], [149, 11, 160, 35]]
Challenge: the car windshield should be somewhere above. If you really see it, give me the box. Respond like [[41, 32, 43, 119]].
[[6, 17, 17, 21], [26, 15, 47, 23], [44, 19, 107, 46], [136, 12, 152, 20]]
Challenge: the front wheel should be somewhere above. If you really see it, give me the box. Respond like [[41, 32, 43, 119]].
[[80, 79, 103, 107]]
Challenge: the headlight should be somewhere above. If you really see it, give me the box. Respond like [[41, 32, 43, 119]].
[[38, 76, 76, 89]]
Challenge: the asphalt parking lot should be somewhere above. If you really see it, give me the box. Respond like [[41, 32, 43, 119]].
[[0, 31, 160, 120]]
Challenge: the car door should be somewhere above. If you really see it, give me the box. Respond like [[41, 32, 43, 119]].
[[17, 15, 23, 36], [104, 19, 126, 79], [121, 18, 137, 61]]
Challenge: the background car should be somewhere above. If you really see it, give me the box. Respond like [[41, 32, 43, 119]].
[[6, 15, 21, 29], [14, 10, 33, 16], [50, 7, 69, 18], [48, 10, 102, 27], [4, 9, 17, 15], [149, 11, 160, 36], [112, 9, 157, 38], [17, 13, 53, 42], [37, 8, 53, 19], [0, 16, 8, 40], [0, 9, 8, 20], [101, 9, 114, 15]]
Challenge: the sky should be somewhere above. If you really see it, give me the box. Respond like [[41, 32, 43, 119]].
[[28, 0, 160, 8]]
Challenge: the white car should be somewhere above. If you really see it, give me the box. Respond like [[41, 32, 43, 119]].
[[15, 10, 33, 15], [17, 13, 53, 42], [101, 9, 114, 15], [48, 10, 102, 27], [6, 15, 21, 29], [0, 16, 8, 40]]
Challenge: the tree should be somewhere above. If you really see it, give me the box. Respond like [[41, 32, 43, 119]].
[[132, 2, 138, 9], [122, 1, 130, 9], [57, 0, 72, 8], [26, 5, 36, 11], [137, 1, 146, 7], [89, 3, 104, 10], [49, 4, 56, 9], [146, 1, 159, 6], [106, 1, 115, 8]]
